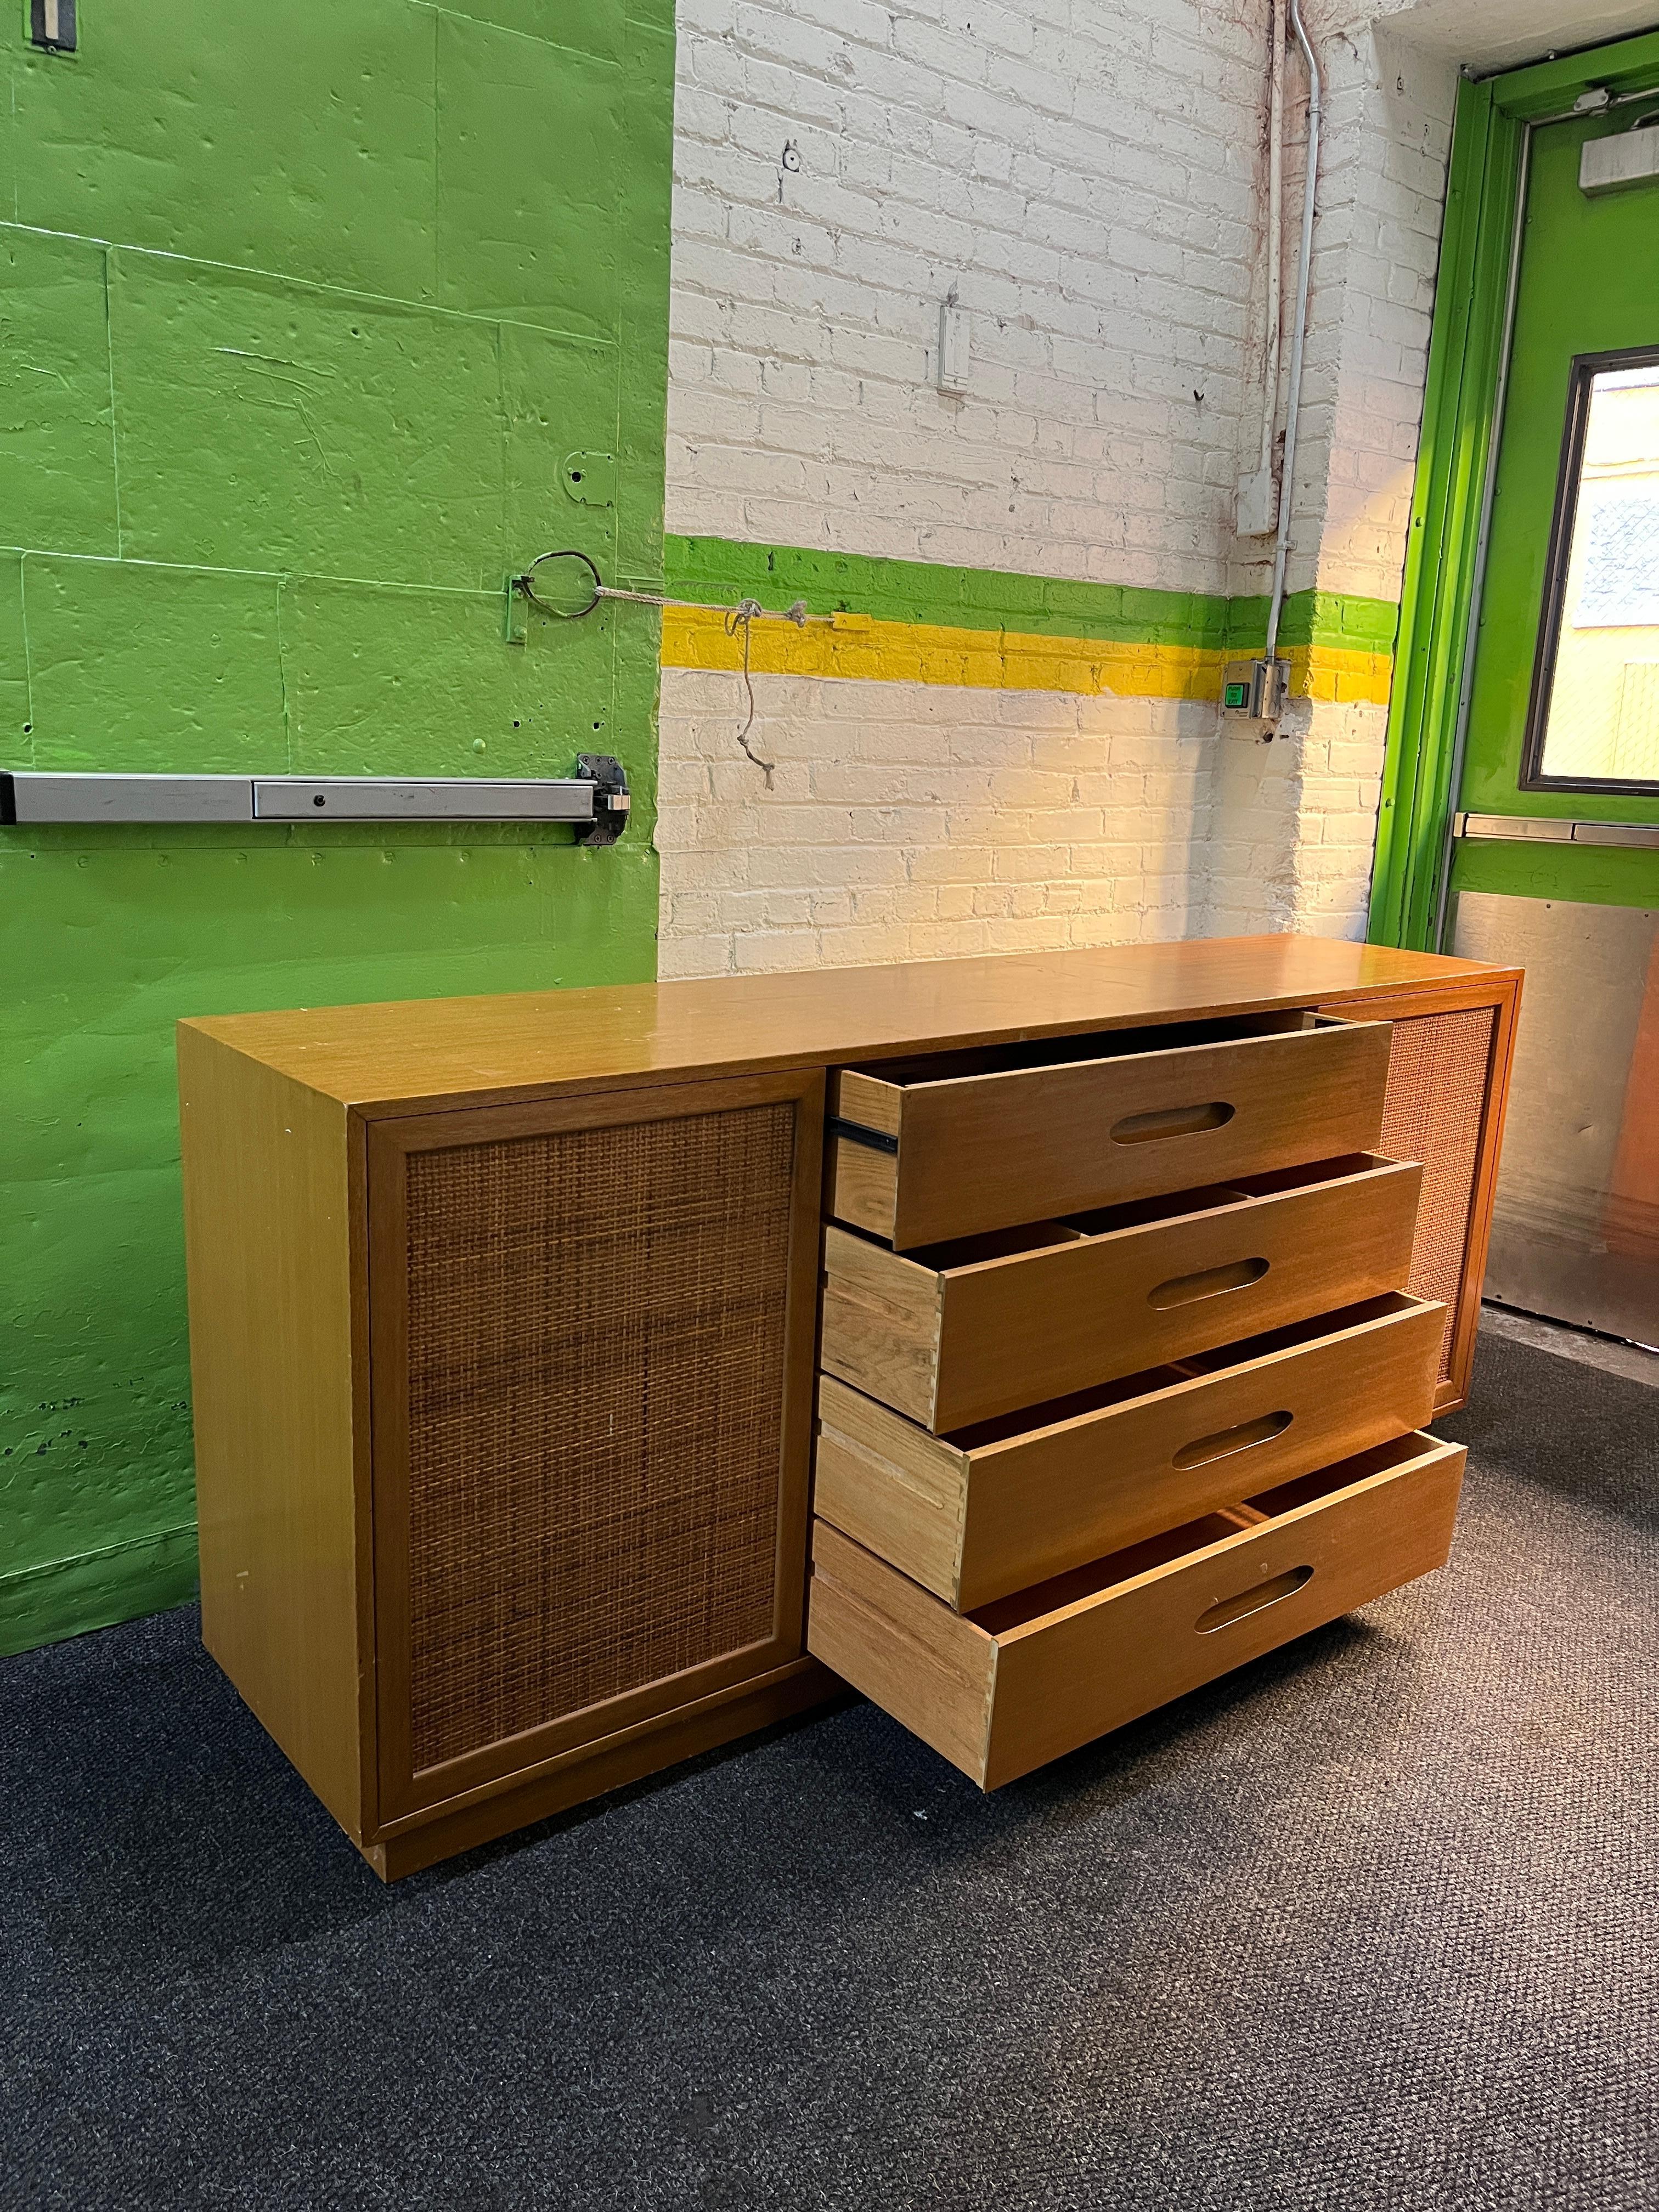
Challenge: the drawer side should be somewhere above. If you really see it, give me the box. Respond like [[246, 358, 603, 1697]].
[[814, 1375, 969, 1602], [819, 1226, 944, 1426], [825, 1128, 899, 1242], [807, 1520, 996, 1782]]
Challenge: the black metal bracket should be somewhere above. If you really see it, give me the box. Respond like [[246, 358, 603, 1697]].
[[827, 1116, 899, 1156], [574, 754, 631, 847], [30, 2, 77, 54]]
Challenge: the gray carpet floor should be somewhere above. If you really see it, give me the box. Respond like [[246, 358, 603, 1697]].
[[3, 1330, 1656, 2212]]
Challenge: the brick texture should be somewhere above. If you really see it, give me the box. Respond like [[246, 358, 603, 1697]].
[[658, 670, 1212, 977], [1215, 13, 1455, 944], [661, 0, 1458, 972]]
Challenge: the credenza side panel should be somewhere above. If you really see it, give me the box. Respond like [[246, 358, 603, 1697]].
[[1319, 975, 1522, 1413], [366, 1069, 826, 1827], [180, 1030, 368, 1841]]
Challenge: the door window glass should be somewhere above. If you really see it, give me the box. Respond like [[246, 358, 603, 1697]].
[[1527, 353, 1659, 792]]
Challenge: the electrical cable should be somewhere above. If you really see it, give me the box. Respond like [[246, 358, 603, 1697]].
[[724, 599, 777, 785]]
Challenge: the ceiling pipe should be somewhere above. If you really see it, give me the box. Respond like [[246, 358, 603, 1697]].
[[1260, 0, 1286, 486], [1249, 0, 1287, 519]]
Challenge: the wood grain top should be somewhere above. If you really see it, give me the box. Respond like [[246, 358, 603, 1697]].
[[179, 935, 1522, 1112]]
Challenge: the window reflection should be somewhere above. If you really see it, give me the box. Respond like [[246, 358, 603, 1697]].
[[1536, 362, 1659, 788]]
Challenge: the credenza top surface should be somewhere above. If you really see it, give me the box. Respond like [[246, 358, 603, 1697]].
[[179, 934, 1521, 1111]]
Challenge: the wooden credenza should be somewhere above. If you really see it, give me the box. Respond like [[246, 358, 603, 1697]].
[[178, 936, 1520, 1876]]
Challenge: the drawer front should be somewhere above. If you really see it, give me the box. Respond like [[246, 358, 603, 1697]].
[[820, 1156, 1424, 1431], [814, 1292, 1446, 1609], [830, 1015, 1392, 1249], [807, 1432, 1466, 1790]]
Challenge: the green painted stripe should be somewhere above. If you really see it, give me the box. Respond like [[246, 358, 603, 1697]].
[[667, 534, 1229, 647], [664, 534, 1397, 661], [1226, 589, 1402, 654]]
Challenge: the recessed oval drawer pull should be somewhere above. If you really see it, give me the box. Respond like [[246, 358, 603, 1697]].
[[1110, 1100, 1235, 1145], [1195, 1564, 1313, 1634], [1171, 1409, 1293, 1471], [1148, 1255, 1269, 1310]]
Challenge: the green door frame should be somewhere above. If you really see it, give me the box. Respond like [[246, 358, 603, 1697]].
[[1369, 26, 1659, 951]]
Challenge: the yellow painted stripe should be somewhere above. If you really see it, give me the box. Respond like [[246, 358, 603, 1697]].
[[660, 605, 1392, 706], [1287, 642, 1395, 707], [661, 604, 1224, 699]]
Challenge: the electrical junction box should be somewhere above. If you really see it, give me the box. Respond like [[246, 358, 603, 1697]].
[[1581, 122, 1659, 196], [1236, 466, 1278, 538], [1222, 658, 1290, 719]]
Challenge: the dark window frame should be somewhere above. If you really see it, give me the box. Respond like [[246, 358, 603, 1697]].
[[1520, 342, 1659, 798]]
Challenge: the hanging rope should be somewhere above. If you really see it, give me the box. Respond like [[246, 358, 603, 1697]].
[[512, 551, 816, 787]]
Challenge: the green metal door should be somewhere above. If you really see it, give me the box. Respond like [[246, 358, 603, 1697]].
[[1448, 101, 1657, 1344], [1453, 105, 1659, 907]]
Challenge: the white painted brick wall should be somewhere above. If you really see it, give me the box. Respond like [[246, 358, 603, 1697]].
[[1283, 17, 1457, 605], [1207, 14, 1455, 945], [669, 0, 1263, 586], [661, 0, 1464, 974], [657, 670, 1213, 977]]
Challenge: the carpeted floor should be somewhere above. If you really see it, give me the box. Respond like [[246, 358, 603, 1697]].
[[3, 1331, 1656, 2212]]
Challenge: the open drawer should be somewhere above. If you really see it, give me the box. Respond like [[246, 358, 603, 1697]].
[[808, 1430, 1466, 1789], [828, 1009, 1392, 1249], [814, 1290, 1446, 1610], [820, 1153, 1424, 1431]]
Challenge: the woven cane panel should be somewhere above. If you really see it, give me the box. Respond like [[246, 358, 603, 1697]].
[[1375, 1007, 1497, 1381], [403, 1102, 796, 1773]]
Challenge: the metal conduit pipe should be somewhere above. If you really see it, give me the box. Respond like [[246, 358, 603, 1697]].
[[1256, 0, 1286, 497], [1263, 0, 1323, 684]]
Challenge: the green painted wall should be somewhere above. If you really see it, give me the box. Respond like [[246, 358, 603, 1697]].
[[1457, 107, 1659, 837], [1372, 36, 1659, 948], [1, 1, 675, 1653]]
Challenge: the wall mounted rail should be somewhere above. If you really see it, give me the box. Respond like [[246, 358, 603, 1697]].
[[1452, 811, 1658, 849], [1, 756, 631, 843]]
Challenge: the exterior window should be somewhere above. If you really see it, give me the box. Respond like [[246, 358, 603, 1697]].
[[1524, 352, 1659, 793]]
